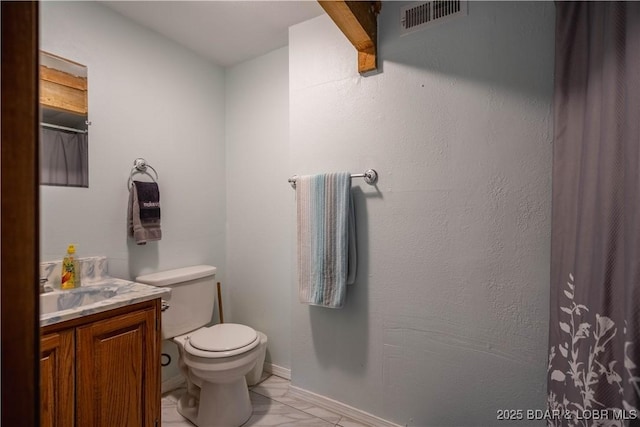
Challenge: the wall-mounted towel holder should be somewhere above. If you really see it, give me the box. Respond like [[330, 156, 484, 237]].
[[41, 121, 90, 134], [127, 157, 159, 189], [288, 169, 378, 189]]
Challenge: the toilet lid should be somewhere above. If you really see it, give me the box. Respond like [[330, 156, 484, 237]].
[[188, 323, 257, 352]]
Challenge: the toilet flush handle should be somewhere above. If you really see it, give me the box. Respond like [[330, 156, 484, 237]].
[[161, 299, 170, 312]]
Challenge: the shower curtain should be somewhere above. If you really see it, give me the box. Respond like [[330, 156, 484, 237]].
[[547, 2, 640, 425], [40, 127, 88, 187]]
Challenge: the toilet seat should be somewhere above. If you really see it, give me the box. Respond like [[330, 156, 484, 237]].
[[180, 323, 260, 359]]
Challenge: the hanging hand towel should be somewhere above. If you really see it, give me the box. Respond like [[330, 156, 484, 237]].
[[128, 180, 162, 245], [297, 172, 357, 309]]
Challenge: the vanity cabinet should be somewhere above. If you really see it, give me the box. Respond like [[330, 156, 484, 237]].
[[40, 300, 161, 427], [40, 330, 74, 427]]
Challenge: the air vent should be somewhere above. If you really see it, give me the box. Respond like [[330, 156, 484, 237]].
[[400, 1, 467, 35]]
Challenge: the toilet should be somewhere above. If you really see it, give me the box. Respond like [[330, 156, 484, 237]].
[[136, 265, 266, 427]]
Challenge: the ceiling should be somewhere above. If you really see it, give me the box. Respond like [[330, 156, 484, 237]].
[[102, 1, 325, 68]]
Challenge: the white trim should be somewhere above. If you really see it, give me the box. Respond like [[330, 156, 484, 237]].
[[161, 375, 186, 394], [288, 385, 403, 427], [263, 362, 291, 380]]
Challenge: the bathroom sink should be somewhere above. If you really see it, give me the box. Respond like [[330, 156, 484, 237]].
[[39, 277, 170, 327], [40, 291, 61, 315], [40, 284, 119, 315]]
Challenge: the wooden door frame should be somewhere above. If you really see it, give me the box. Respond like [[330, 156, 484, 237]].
[[1, 2, 40, 426]]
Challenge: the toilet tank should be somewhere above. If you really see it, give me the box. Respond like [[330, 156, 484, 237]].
[[136, 265, 217, 340]]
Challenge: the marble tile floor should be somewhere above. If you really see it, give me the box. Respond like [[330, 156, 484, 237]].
[[162, 374, 372, 427]]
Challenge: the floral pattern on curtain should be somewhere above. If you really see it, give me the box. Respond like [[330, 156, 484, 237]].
[[547, 2, 640, 426]]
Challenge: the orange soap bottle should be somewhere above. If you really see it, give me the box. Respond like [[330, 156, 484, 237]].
[[61, 244, 77, 290]]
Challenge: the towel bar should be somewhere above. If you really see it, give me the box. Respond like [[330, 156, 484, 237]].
[[127, 157, 159, 189], [288, 169, 378, 189], [41, 122, 88, 134]]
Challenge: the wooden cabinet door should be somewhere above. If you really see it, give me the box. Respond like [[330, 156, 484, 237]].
[[40, 330, 74, 427], [75, 307, 159, 427]]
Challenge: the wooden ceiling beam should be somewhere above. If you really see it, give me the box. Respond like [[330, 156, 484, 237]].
[[318, 1, 381, 74]]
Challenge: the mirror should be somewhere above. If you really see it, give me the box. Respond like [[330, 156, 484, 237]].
[[40, 51, 89, 187]]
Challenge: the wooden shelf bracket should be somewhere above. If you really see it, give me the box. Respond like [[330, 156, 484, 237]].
[[318, 1, 381, 74]]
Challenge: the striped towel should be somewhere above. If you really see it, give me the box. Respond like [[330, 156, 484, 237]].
[[296, 172, 357, 308]]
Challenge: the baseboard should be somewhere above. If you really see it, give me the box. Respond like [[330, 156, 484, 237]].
[[161, 374, 186, 394], [288, 385, 402, 427], [262, 362, 291, 380]]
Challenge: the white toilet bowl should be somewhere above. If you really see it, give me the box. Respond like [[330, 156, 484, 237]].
[[173, 323, 261, 427], [135, 266, 269, 427]]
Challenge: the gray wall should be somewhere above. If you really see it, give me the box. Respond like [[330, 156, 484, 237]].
[[40, 2, 226, 282], [225, 47, 292, 369], [40, 1, 555, 425], [287, 3, 554, 425]]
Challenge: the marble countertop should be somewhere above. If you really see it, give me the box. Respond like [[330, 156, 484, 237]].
[[40, 277, 170, 327]]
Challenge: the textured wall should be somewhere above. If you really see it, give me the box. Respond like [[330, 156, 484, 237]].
[[39, 1, 555, 424], [40, 2, 226, 282], [289, 2, 554, 425], [225, 47, 292, 368]]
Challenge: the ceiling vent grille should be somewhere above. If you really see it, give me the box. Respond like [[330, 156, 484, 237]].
[[400, 1, 467, 35]]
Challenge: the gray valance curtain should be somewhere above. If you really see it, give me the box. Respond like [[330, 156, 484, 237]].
[[548, 2, 640, 424], [40, 127, 88, 187]]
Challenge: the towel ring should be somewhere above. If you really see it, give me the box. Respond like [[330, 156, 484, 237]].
[[127, 158, 159, 189]]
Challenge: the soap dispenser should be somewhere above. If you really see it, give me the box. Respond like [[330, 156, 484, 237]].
[[61, 244, 77, 290]]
